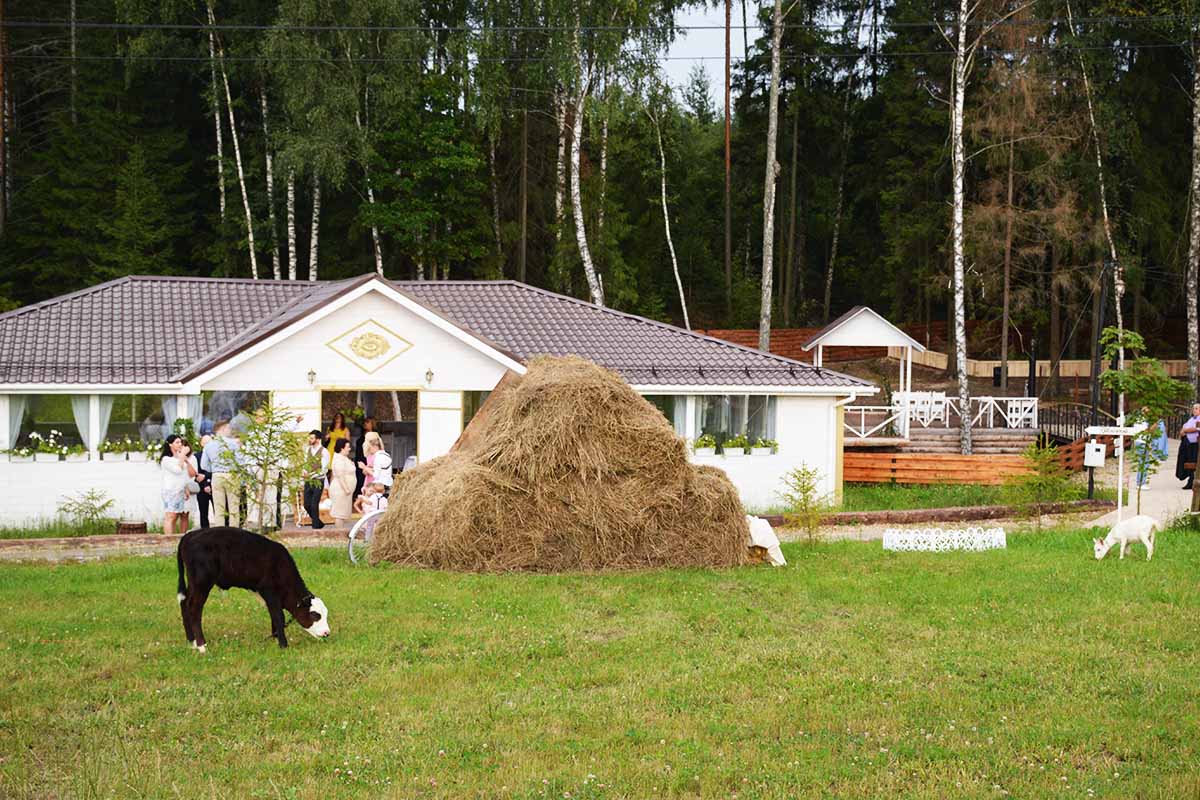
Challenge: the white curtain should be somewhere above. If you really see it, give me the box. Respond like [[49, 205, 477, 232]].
[[183, 395, 202, 425], [71, 395, 92, 450], [97, 396, 114, 449], [162, 397, 178, 435], [671, 396, 687, 434], [7, 395, 28, 448]]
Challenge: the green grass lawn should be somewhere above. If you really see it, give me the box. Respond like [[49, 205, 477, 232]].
[[2, 531, 1198, 798], [834, 482, 1119, 514]]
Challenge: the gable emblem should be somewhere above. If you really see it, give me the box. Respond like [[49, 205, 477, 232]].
[[350, 332, 390, 360], [326, 319, 412, 374]]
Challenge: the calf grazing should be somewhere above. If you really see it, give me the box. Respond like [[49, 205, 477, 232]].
[[1093, 514, 1159, 561], [176, 527, 330, 652]]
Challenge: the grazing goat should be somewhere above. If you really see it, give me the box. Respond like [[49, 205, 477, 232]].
[[1093, 514, 1158, 561], [176, 527, 330, 652]]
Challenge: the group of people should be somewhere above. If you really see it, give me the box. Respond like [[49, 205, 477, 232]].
[[301, 413, 393, 529], [159, 418, 247, 534], [158, 412, 394, 534]]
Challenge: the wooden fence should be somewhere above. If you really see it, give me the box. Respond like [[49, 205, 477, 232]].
[[845, 435, 1117, 484], [843, 452, 1031, 485]]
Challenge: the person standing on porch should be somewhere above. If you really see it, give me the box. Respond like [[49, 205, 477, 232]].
[[326, 412, 350, 460], [353, 416, 376, 500], [302, 430, 330, 529], [330, 438, 357, 528], [201, 419, 242, 527]]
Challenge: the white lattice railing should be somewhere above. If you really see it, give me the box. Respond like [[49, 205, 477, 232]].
[[843, 406, 906, 439], [846, 396, 1038, 439]]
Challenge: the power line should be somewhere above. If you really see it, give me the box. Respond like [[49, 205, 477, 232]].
[[2, 15, 1198, 34], [4, 40, 1189, 64]]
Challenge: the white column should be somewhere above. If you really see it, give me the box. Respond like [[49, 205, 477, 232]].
[[816, 345, 823, 368], [0, 395, 9, 451], [417, 391, 464, 463], [88, 394, 101, 458], [905, 346, 913, 438]]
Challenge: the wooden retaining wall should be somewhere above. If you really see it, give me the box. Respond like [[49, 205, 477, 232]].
[[843, 452, 1030, 485]]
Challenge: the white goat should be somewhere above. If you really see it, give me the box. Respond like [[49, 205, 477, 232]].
[[1093, 514, 1158, 561]]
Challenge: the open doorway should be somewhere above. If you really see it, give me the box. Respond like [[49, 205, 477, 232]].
[[321, 390, 418, 470]]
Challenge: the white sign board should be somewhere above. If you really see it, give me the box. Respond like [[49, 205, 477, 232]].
[[1083, 440, 1106, 468], [1085, 423, 1147, 437]]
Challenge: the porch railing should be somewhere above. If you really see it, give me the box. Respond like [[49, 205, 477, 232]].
[[845, 394, 1039, 440]]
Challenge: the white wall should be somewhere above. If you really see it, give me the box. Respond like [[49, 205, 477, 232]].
[[0, 459, 163, 526], [690, 395, 840, 511], [418, 391, 463, 463], [201, 290, 510, 396]]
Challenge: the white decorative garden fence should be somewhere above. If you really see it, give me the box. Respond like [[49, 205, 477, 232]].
[[882, 527, 1007, 552]]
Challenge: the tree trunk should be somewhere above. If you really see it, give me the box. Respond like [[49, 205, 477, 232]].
[[724, 0, 733, 317], [951, 0, 972, 454], [1000, 134, 1015, 389], [598, 70, 608, 236], [653, 113, 690, 330], [489, 133, 503, 269], [822, 0, 868, 324], [1049, 245, 1062, 395], [1188, 51, 1200, 398], [353, 106, 384, 276], [758, 0, 785, 352], [286, 169, 297, 280], [1066, 0, 1124, 414], [783, 101, 799, 327], [260, 90, 281, 280], [210, 4, 258, 279], [554, 88, 567, 245], [518, 108, 528, 283], [308, 174, 320, 280], [0, 0, 7, 239], [69, 0, 77, 125], [206, 12, 226, 221], [571, 55, 603, 306]]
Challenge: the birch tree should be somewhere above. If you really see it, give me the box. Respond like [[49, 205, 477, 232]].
[[208, 3, 258, 280], [1189, 46, 1200, 397], [647, 90, 690, 330], [206, 14, 226, 222], [286, 168, 297, 279], [309, 174, 320, 280], [758, 0, 787, 351], [571, 32, 604, 307], [261, 90, 281, 280]]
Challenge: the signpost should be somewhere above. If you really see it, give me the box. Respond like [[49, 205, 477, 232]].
[[1086, 419, 1146, 521]]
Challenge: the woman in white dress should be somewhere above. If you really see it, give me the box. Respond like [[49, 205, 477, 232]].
[[329, 438, 358, 528], [160, 435, 199, 535]]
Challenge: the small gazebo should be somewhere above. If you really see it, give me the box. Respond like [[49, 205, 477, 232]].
[[802, 306, 926, 438]]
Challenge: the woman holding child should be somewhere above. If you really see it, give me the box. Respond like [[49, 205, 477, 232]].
[[160, 434, 201, 535]]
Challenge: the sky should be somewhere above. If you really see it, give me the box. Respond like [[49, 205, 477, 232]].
[[663, 4, 764, 105]]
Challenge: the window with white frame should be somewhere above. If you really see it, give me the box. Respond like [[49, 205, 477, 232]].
[[642, 395, 687, 435], [694, 395, 776, 445]]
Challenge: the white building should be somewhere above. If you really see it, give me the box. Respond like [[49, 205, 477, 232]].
[[0, 274, 876, 525]]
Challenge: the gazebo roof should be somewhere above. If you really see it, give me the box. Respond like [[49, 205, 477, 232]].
[[801, 306, 926, 353]]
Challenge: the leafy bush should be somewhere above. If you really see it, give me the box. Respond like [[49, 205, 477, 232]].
[[753, 438, 777, 451], [777, 464, 831, 545], [59, 489, 116, 536]]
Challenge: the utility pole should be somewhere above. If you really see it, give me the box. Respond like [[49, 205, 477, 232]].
[[1088, 260, 1111, 500], [724, 0, 733, 318]]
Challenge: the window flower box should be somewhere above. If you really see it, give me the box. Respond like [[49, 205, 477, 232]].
[[127, 451, 149, 463], [8, 452, 34, 463], [693, 434, 717, 457], [35, 452, 60, 463], [100, 451, 126, 462], [751, 438, 777, 456], [722, 435, 749, 458], [65, 452, 89, 463]]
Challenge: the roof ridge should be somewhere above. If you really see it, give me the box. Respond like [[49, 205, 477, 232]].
[[483, 280, 866, 382], [127, 274, 319, 285]]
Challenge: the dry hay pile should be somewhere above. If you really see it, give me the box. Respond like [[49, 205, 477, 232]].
[[371, 356, 750, 571]]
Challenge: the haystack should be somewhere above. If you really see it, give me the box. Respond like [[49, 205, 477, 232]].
[[371, 356, 750, 571]]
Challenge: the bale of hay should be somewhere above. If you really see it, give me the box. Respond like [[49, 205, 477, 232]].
[[371, 356, 749, 571]]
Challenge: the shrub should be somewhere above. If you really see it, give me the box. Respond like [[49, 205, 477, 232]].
[[59, 489, 116, 536], [1004, 441, 1073, 532], [694, 433, 717, 450], [777, 464, 831, 544], [753, 438, 777, 451]]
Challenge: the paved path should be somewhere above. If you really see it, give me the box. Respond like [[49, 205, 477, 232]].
[[1090, 439, 1193, 528], [0, 528, 348, 563]]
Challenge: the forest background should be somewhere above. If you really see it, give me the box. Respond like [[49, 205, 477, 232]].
[[1, 0, 1198, 374]]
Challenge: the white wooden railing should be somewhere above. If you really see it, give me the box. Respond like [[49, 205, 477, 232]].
[[844, 394, 1038, 440]]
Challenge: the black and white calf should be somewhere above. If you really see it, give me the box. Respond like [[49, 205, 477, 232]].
[[176, 527, 330, 652]]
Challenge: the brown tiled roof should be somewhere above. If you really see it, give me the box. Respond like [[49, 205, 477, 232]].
[[696, 328, 885, 363], [0, 275, 873, 391]]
